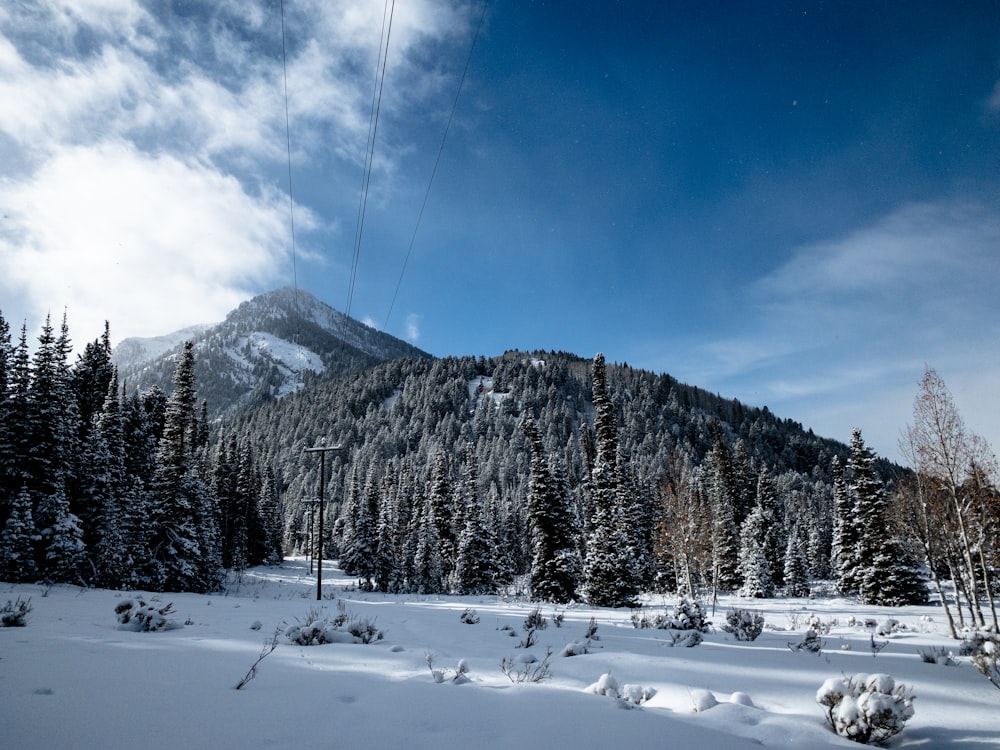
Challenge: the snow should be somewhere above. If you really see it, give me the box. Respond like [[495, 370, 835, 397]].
[[468, 377, 510, 409], [220, 332, 325, 397], [2, 561, 999, 749]]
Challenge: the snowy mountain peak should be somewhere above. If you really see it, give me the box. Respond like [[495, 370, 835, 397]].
[[113, 287, 431, 413]]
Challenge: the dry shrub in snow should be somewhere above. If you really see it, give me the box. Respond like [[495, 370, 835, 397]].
[[816, 673, 915, 745], [426, 652, 471, 684], [115, 599, 181, 632], [1, 596, 31, 627], [501, 648, 552, 683]]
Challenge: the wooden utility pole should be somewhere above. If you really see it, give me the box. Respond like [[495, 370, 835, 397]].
[[303, 443, 343, 600]]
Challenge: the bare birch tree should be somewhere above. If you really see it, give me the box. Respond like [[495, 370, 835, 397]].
[[899, 367, 998, 633]]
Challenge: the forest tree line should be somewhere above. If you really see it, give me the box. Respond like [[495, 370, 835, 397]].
[[0, 313, 281, 591], [0, 311, 997, 633]]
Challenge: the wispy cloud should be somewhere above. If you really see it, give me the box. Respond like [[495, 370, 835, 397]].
[[988, 79, 1000, 114], [405, 313, 421, 343], [0, 0, 472, 343], [673, 200, 1000, 460]]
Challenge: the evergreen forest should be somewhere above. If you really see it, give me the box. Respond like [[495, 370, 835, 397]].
[[1, 307, 997, 634]]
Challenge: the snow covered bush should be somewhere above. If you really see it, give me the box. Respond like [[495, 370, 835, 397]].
[[788, 628, 825, 653], [690, 689, 718, 712], [559, 639, 591, 657], [916, 646, 956, 666], [816, 674, 915, 745], [286, 616, 337, 645], [630, 598, 710, 634], [345, 615, 383, 644], [459, 607, 480, 624], [722, 608, 765, 641], [285, 606, 383, 645], [115, 599, 181, 632], [585, 673, 655, 707], [1, 596, 31, 627], [671, 597, 711, 633], [970, 635, 1000, 690], [669, 629, 703, 648], [874, 618, 899, 637], [426, 652, 471, 684]]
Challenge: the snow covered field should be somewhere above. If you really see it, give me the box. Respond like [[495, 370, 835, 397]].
[[2, 559, 998, 749]]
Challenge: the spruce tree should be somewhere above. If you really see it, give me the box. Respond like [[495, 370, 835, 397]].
[[737, 500, 774, 598], [25, 314, 79, 529], [87, 376, 131, 587], [521, 414, 580, 603], [412, 494, 444, 594], [846, 429, 927, 606], [147, 342, 216, 591], [756, 467, 785, 587], [0, 313, 15, 523], [783, 525, 811, 597], [36, 486, 86, 584], [705, 425, 740, 592], [427, 450, 455, 578], [830, 455, 858, 594], [256, 466, 283, 566], [374, 465, 401, 592], [0, 486, 38, 582], [582, 353, 640, 607]]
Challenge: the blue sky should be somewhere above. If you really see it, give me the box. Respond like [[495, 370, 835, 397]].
[[1, 0, 999, 463]]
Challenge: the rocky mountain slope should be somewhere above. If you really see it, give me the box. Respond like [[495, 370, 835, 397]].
[[113, 287, 431, 415]]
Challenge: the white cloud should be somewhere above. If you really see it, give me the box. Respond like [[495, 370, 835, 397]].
[[0, 0, 472, 346], [0, 141, 307, 343]]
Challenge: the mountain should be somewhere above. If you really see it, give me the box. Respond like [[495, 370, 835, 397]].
[[113, 287, 431, 415]]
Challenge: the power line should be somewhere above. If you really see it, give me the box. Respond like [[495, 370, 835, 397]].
[[383, 0, 488, 332], [279, 0, 300, 338], [347, 0, 395, 319]]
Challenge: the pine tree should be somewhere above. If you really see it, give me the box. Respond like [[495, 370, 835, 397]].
[[256, 466, 283, 566], [847, 429, 886, 604], [0, 312, 16, 523], [427, 450, 455, 578], [830, 455, 858, 594], [412, 493, 444, 594], [454, 501, 495, 595], [24, 314, 79, 531], [846, 429, 927, 606], [705, 425, 740, 592], [756, 466, 785, 587], [374, 465, 401, 592], [36, 486, 86, 584], [737, 500, 774, 598], [453, 445, 497, 595], [521, 414, 580, 603], [87, 376, 131, 587], [582, 353, 639, 607], [783, 525, 811, 597], [0, 486, 38, 582], [147, 342, 216, 591]]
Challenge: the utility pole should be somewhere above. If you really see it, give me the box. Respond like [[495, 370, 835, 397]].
[[302, 498, 319, 574], [303, 442, 343, 600]]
